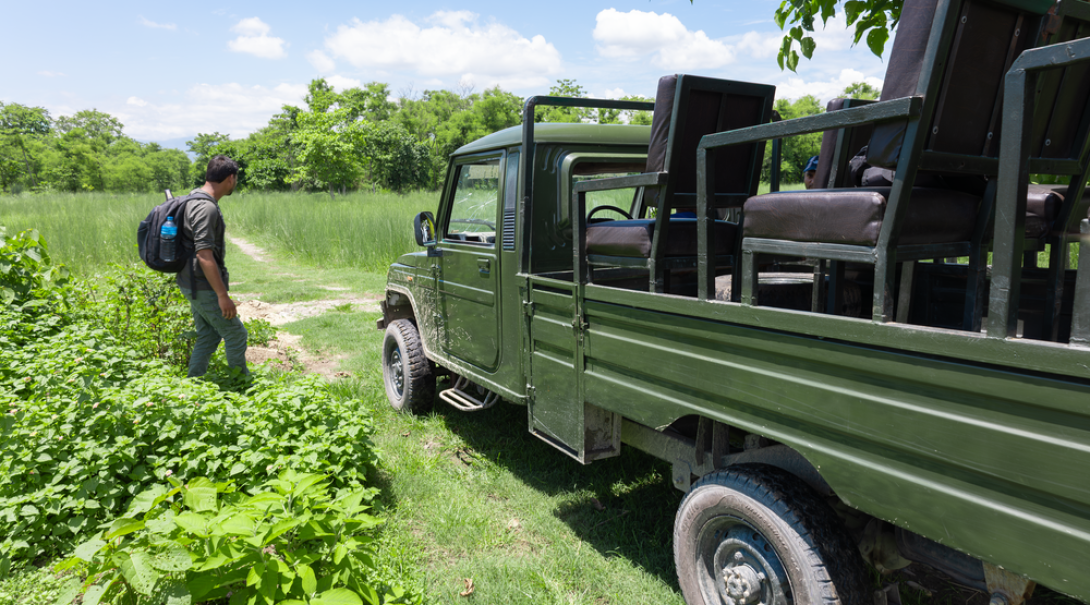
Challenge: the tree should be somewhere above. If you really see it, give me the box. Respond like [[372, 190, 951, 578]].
[[843, 81, 881, 100], [340, 83, 398, 122], [187, 132, 231, 185], [0, 102, 51, 189], [291, 108, 366, 198], [774, 0, 902, 71], [538, 79, 591, 123], [762, 95, 824, 184], [54, 110, 124, 145], [304, 78, 338, 114]]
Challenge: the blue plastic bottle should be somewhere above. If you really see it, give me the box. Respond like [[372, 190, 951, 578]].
[[160, 216, 178, 262]]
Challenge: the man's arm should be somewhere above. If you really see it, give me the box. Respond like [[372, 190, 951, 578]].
[[195, 249, 237, 320]]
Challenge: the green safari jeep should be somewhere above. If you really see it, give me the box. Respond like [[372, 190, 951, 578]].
[[376, 16, 1090, 601]]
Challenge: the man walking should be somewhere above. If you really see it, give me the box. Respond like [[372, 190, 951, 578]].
[[178, 155, 248, 378]]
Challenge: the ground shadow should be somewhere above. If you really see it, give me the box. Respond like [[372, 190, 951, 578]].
[[423, 384, 683, 592]]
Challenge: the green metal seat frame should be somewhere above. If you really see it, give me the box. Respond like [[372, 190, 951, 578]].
[[573, 74, 775, 294]]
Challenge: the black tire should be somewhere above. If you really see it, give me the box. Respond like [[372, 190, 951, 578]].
[[382, 319, 435, 414], [674, 464, 869, 605]]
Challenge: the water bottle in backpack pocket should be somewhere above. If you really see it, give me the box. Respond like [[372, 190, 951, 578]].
[[160, 216, 178, 262]]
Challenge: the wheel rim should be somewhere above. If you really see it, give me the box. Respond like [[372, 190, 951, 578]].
[[695, 515, 792, 605], [386, 340, 405, 398]]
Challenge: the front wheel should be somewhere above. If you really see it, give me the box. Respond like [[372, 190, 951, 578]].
[[382, 319, 435, 414], [674, 464, 869, 605]]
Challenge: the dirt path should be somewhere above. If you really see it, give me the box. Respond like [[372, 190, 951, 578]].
[[228, 234, 379, 378]]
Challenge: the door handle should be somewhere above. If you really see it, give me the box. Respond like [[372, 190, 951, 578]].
[[478, 258, 491, 276]]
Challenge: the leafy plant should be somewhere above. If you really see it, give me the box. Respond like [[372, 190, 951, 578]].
[[0, 226, 70, 310], [75, 266, 194, 367], [56, 472, 412, 605], [247, 317, 277, 347]]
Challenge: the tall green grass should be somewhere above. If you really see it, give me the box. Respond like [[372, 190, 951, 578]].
[[0, 192, 156, 274], [0, 190, 436, 276], [222, 191, 433, 273]]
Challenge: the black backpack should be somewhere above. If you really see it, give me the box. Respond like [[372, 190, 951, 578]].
[[137, 190, 215, 273]]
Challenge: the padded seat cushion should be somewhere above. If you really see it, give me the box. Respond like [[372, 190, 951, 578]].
[[586, 218, 737, 258], [743, 187, 980, 247], [1025, 185, 1090, 235]]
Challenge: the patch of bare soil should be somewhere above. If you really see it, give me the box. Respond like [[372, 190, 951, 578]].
[[227, 233, 378, 379], [228, 234, 270, 262], [236, 298, 380, 326]]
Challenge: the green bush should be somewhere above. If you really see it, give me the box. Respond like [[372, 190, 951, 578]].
[[56, 472, 412, 605], [0, 227, 70, 310], [0, 327, 378, 565], [0, 228, 380, 570]]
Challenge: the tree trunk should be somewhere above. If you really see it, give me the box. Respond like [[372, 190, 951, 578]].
[[329, 183, 335, 200]]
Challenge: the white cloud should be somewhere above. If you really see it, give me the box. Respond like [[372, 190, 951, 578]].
[[37, 71, 66, 77], [325, 75, 362, 91], [773, 68, 884, 105], [228, 17, 287, 59], [112, 82, 308, 140], [736, 31, 782, 60], [127, 96, 148, 107], [140, 16, 176, 30], [323, 12, 562, 91], [593, 9, 735, 70], [307, 50, 335, 73], [602, 88, 627, 99]]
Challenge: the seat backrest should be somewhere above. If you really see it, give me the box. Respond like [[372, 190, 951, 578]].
[[814, 98, 877, 188], [647, 74, 776, 206], [867, 0, 1053, 171], [1030, 1, 1090, 235]]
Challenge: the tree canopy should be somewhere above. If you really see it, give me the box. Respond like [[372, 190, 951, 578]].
[[774, 0, 902, 71]]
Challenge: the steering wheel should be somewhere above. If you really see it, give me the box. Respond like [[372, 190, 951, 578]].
[[587, 205, 633, 223]]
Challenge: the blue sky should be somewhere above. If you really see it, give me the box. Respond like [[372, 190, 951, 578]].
[[1, 0, 889, 148]]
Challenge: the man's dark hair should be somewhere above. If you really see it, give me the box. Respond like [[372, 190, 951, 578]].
[[206, 155, 239, 184]]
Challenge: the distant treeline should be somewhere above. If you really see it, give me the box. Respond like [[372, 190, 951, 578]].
[[1, 79, 877, 196]]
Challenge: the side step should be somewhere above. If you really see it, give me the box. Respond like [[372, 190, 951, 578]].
[[439, 375, 498, 412]]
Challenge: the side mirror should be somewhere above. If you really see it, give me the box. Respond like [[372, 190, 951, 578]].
[[414, 211, 437, 247]]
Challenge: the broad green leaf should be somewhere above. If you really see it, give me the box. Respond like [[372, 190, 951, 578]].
[[787, 49, 800, 72], [127, 485, 168, 516], [290, 473, 328, 499], [220, 511, 258, 536], [263, 518, 300, 545], [73, 537, 106, 561], [50, 578, 80, 605], [174, 512, 208, 536], [800, 36, 816, 59], [105, 517, 145, 540], [844, 0, 865, 25], [299, 563, 317, 594], [230, 462, 248, 476], [867, 27, 889, 57], [116, 550, 159, 596], [187, 575, 216, 599], [183, 485, 217, 513], [279, 601, 308, 605], [247, 562, 265, 587], [82, 583, 108, 605], [789, 25, 803, 41], [333, 544, 347, 565], [148, 542, 193, 572], [312, 588, 363, 605], [242, 492, 284, 508], [259, 563, 278, 603], [163, 580, 192, 605]]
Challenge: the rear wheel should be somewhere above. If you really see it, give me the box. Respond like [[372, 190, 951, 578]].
[[382, 319, 435, 414], [674, 464, 869, 605]]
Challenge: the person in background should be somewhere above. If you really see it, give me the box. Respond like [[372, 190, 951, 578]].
[[803, 155, 819, 189], [178, 155, 248, 378]]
